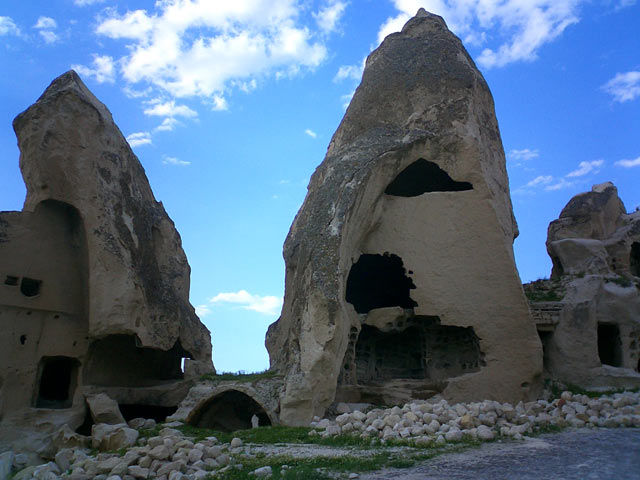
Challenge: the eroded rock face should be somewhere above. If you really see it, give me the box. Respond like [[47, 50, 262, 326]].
[[529, 182, 640, 389], [266, 9, 542, 425], [0, 71, 213, 458]]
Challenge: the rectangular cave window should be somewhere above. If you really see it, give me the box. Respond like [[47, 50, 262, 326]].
[[4, 275, 19, 286], [597, 323, 622, 367], [35, 356, 79, 409], [631, 242, 640, 277]]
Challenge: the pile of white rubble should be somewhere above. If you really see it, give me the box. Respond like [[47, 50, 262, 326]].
[[310, 391, 640, 445]]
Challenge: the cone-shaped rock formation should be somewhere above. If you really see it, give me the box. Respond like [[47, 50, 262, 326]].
[[266, 9, 542, 425]]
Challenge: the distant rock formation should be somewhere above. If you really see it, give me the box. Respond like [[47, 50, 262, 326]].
[[0, 71, 213, 460], [266, 9, 542, 425], [527, 182, 640, 389]]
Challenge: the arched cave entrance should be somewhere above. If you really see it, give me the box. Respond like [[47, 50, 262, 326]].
[[598, 323, 622, 367], [346, 253, 417, 314], [35, 356, 79, 408], [631, 242, 640, 277], [384, 159, 472, 197], [83, 335, 190, 387], [189, 390, 272, 431]]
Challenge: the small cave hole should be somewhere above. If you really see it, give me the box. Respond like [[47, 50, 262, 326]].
[[189, 390, 272, 431], [119, 404, 178, 423], [384, 159, 472, 197], [598, 323, 622, 367], [346, 253, 417, 314], [20, 334, 26, 345], [631, 242, 640, 277], [4, 275, 18, 286], [20, 277, 42, 297], [36, 356, 79, 409]]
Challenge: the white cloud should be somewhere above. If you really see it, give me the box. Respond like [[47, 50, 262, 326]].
[[334, 61, 364, 82], [195, 304, 211, 317], [614, 0, 637, 11], [603, 71, 640, 103], [163, 155, 191, 166], [74, 0, 106, 5], [314, 1, 347, 34], [39, 30, 59, 43], [209, 290, 283, 315], [527, 175, 553, 187], [155, 118, 181, 132], [509, 148, 539, 161], [615, 156, 640, 168], [34, 16, 57, 30], [379, 1, 583, 69], [126, 131, 152, 147], [0, 16, 21, 36], [144, 100, 198, 118], [341, 89, 355, 109], [72, 55, 116, 83], [95, 0, 329, 107], [545, 178, 574, 191], [34, 16, 58, 44], [304, 128, 317, 138], [566, 159, 604, 177]]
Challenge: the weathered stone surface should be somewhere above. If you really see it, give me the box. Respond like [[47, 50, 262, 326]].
[[0, 70, 213, 455], [266, 9, 542, 425], [529, 182, 640, 389], [87, 394, 126, 425]]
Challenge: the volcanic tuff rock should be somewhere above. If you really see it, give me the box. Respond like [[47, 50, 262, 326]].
[[266, 9, 542, 425], [0, 71, 213, 458], [529, 182, 640, 389]]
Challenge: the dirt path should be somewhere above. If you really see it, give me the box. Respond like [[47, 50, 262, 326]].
[[359, 428, 640, 480]]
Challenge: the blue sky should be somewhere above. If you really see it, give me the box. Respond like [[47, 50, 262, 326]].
[[1, 0, 638, 373]]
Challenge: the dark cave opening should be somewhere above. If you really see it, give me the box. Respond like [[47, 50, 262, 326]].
[[36, 356, 79, 408], [384, 159, 472, 197], [20, 277, 42, 297], [83, 335, 189, 387], [189, 390, 271, 431], [598, 323, 622, 367], [345, 253, 417, 314], [537, 329, 554, 372], [631, 242, 640, 277], [118, 404, 178, 422]]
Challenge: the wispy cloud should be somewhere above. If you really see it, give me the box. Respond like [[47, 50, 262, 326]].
[[72, 55, 115, 83], [163, 155, 191, 166], [304, 129, 317, 138], [144, 100, 198, 118], [0, 16, 21, 37], [33, 16, 58, 44], [74, 0, 106, 5], [314, 0, 347, 34], [527, 175, 553, 187], [566, 159, 604, 177], [126, 132, 152, 147], [545, 178, 575, 191], [195, 304, 212, 318], [603, 71, 640, 103], [509, 148, 539, 162], [379, 1, 583, 69], [209, 290, 283, 316], [334, 62, 364, 83], [615, 156, 640, 168]]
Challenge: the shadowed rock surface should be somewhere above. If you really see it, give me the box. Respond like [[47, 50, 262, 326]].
[[267, 9, 542, 426], [0, 71, 213, 460]]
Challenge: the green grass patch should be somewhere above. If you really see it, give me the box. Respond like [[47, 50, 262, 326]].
[[604, 275, 633, 288], [525, 288, 563, 302], [199, 369, 282, 383]]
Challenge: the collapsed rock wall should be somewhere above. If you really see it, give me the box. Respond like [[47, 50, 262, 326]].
[[529, 182, 640, 389], [267, 9, 542, 425], [0, 71, 213, 457]]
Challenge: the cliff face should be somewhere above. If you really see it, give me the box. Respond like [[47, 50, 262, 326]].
[[267, 9, 541, 425]]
